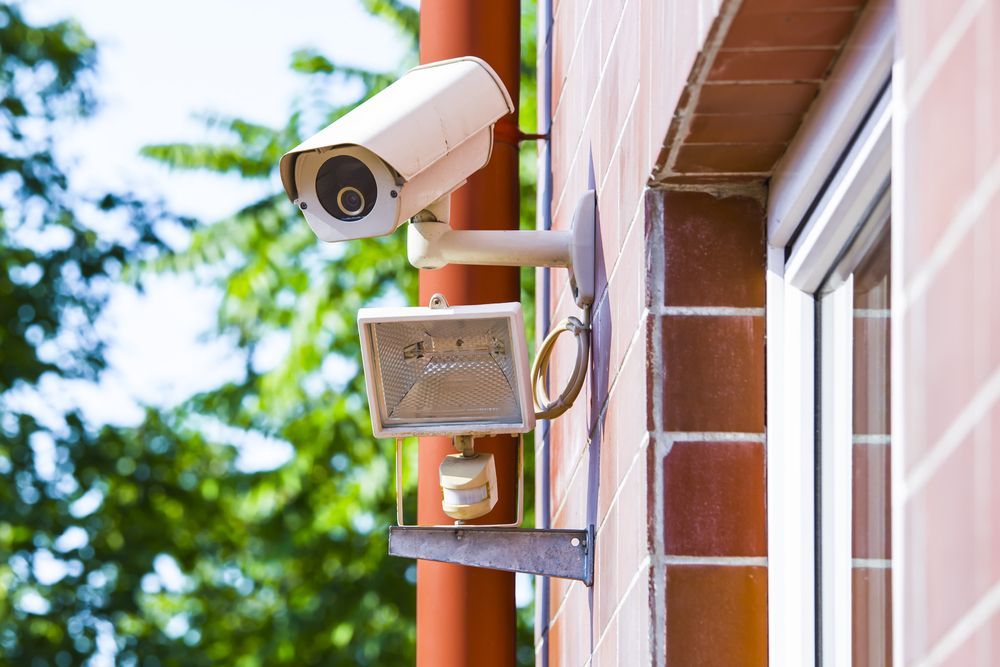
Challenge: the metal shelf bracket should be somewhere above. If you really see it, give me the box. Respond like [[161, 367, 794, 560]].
[[388, 525, 595, 586]]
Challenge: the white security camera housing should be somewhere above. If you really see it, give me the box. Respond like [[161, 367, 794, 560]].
[[279, 56, 514, 243]]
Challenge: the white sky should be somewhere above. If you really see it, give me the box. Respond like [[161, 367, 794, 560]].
[[17, 0, 410, 468]]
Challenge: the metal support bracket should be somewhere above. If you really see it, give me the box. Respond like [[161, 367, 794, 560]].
[[388, 525, 595, 586]]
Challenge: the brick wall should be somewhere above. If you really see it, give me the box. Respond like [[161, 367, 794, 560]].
[[651, 188, 768, 666], [539, 0, 871, 663], [896, 0, 1000, 664], [537, 0, 770, 664]]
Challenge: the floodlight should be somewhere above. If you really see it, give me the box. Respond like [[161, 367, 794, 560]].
[[357, 297, 535, 438]]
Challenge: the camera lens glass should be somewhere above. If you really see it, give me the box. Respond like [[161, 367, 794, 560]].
[[316, 155, 377, 222]]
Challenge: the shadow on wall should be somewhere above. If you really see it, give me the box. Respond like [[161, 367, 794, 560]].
[[585, 148, 612, 656]]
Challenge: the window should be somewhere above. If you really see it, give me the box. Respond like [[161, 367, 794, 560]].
[[765, 8, 894, 663], [816, 196, 892, 666]]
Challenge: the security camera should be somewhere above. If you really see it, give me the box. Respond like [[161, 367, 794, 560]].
[[279, 56, 514, 243]]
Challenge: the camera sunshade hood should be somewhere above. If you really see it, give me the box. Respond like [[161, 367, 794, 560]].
[[279, 56, 514, 203]]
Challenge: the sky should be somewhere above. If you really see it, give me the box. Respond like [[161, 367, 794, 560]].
[[19, 0, 409, 470]]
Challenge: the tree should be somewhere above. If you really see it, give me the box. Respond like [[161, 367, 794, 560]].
[[1, 0, 539, 664], [0, 2, 194, 662]]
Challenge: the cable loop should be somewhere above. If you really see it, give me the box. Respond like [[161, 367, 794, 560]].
[[531, 306, 592, 420]]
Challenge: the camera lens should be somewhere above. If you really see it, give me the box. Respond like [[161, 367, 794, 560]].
[[316, 155, 378, 222], [339, 187, 363, 214]]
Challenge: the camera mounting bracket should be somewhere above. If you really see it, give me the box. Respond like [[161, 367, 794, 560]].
[[407, 190, 596, 308]]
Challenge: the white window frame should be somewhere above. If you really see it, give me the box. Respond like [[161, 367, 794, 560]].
[[765, 3, 894, 665]]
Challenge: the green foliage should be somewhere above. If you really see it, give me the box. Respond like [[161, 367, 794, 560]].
[[1, 0, 540, 664]]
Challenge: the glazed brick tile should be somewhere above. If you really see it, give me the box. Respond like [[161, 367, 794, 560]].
[[696, 82, 820, 115], [708, 48, 839, 82], [617, 454, 650, 594], [906, 435, 978, 652], [594, 613, 618, 667], [662, 316, 766, 432], [852, 567, 893, 667], [723, 8, 859, 49], [595, 506, 619, 633], [674, 142, 788, 174], [910, 232, 977, 467], [662, 190, 766, 307], [664, 441, 766, 556], [617, 572, 651, 665], [992, 403, 1000, 589], [665, 565, 768, 666], [903, 20, 979, 277]]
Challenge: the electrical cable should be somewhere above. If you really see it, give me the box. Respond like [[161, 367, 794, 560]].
[[531, 305, 592, 420]]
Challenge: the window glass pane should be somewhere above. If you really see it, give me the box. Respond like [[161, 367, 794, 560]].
[[850, 225, 891, 666]]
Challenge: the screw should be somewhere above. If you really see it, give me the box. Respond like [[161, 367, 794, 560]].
[[299, 202, 308, 210], [390, 190, 398, 198], [570, 537, 581, 547]]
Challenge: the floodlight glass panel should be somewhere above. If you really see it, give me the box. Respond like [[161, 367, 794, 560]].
[[358, 302, 534, 437]]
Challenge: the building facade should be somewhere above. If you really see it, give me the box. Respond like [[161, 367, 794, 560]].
[[534, 0, 999, 664]]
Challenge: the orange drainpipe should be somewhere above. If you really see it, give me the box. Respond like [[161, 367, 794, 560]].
[[417, 2, 521, 666]]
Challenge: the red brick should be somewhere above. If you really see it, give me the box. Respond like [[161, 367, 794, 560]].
[[742, 0, 863, 9], [665, 565, 768, 666], [723, 7, 859, 49], [853, 443, 892, 560], [687, 112, 805, 144], [664, 441, 766, 556], [663, 316, 766, 432], [853, 315, 892, 436], [708, 48, 839, 82], [852, 567, 893, 667], [662, 190, 766, 307], [696, 82, 820, 115], [658, 173, 767, 186], [674, 142, 788, 174]]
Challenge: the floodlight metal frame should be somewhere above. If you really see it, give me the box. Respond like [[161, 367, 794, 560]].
[[394, 434, 523, 529], [357, 300, 535, 439]]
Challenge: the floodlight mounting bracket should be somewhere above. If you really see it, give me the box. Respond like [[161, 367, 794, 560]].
[[407, 189, 596, 308], [388, 524, 595, 585]]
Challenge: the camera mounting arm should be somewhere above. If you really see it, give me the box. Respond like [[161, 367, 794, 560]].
[[407, 190, 596, 308]]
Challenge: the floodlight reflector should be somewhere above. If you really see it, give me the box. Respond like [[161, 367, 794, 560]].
[[358, 301, 535, 438]]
